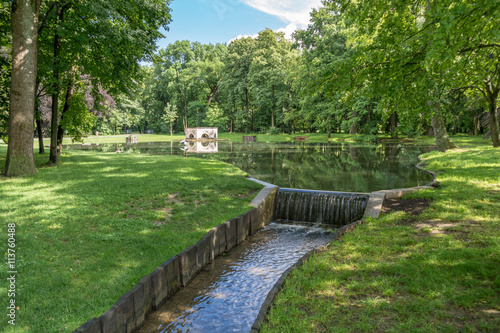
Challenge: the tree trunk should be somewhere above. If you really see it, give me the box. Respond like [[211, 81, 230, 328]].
[[390, 112, 398, 138], [170, 122, 173, 136], [48, 5, 63, 165], [36, 116, 45, 154], [349, 111, 358, 134], [57, 81, 75, 155], [245, 88, 250, 133], [487, 103, 500, 147], [271, 85, 275, 128], [3, 0, 41, 176], [485, 80, 500, 147], [35, 83, 45, 154], [431, 106, 458, 152], [473, 111, 482, 136]]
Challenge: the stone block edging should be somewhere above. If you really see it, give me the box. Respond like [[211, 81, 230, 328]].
[[250, 218, 367, 332], [74, 181, 278, 333]]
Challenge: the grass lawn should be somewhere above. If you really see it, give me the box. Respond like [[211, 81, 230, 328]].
[[38, 132, 493, 146], [261, 147, 500, 332], [0, 145, 262, 332]]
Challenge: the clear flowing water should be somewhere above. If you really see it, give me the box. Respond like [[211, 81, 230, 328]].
[[64, 141, 435, 192], [136, 223, 334, 333]]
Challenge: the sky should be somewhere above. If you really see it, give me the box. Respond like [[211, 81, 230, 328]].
[[156, 0, 323, 49]]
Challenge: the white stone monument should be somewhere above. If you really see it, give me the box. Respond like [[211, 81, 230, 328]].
[[184, 127, 218, 140]]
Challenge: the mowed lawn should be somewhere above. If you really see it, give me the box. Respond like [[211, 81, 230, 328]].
[[0, 146, 262, 332], [261, 147, 500, 333]]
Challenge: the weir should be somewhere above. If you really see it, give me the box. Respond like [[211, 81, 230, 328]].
[[273, 188, 370, 226]]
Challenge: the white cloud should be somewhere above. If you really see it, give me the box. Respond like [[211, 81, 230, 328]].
[[240, 0, 322, 28], [228, 1, 321, 44], [228, 33, 259, 45], [276, 23, 298, 40], [228, 23, 296, 44]]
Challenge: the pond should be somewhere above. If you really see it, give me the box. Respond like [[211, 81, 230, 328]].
[[64, 141, 435, 192]]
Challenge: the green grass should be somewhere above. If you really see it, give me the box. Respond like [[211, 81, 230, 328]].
[[32, 132, 494, 146], [0, 147, 262, 332], [261, 147, 500, 333]]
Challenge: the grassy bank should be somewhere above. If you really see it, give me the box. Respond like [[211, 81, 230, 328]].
[[0, 147, 261, 332], [261, 147, 500, 332], [34, 132, 492, 146]]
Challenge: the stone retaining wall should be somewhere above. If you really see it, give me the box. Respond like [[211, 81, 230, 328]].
[[73, 183, 278, 333]]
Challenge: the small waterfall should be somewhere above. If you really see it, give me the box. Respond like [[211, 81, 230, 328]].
[[274, 188, 369, 226]]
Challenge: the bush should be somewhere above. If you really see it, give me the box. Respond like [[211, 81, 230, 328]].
[[267, 127, 281, 135]]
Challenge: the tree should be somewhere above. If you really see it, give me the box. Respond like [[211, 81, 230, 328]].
[[36, 0, 172, 164], [249, 29, 296, 131], [3, 0, 41, 177], [163, 102, 177, 135], [222, 37, 257, 132]]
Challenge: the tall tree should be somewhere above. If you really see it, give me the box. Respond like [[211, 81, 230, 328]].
[[320, 0, 473, 151], [3, 0, 41, 176], [36, 0, 172, 164], [249, 29, 295, 131], [222, 37, 257, 132]]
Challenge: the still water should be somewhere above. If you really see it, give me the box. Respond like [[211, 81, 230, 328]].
[[64, 141, 434, 192], [136, 223, 334, 332]]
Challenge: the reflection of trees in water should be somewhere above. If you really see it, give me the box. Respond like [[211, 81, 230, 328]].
[[211, 143, 434, 192], [64, 142, 434, 192]]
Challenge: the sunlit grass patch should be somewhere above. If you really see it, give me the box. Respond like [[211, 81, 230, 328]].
[[0, 147, 262, 331], [261, 147, 500, 332]]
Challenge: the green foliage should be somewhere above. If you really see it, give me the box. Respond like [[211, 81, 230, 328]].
[[0, 1, 10, 135], [204, 104, 228, 129], [59, 86, 97, 142]]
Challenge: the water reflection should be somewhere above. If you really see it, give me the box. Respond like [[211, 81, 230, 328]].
[[63, 141, 435, 192], [181, 140, 218, 153]]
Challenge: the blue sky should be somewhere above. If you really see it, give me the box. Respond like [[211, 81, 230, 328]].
[[156, 0, 323, 49]]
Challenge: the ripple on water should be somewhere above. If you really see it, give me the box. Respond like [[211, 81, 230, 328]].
[[137, 223, 334, 332]]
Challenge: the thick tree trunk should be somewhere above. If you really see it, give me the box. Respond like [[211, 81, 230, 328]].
[[3, 0, 41, 176], [431, 107, 458, 152], [487, 103, 500, 147], [485, 80, 500, 147], [56, 81, 75, 155]]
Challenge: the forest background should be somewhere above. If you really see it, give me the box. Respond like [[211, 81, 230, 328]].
[[1, 0, 499, 176]]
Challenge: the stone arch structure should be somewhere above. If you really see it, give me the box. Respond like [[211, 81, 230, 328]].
[[184, 127, 218, 140]]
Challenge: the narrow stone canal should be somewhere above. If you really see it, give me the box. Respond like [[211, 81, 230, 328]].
[[136, 223, 334, 332]]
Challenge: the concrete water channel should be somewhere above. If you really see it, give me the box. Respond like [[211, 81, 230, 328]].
[[136, 223, 334, 332]]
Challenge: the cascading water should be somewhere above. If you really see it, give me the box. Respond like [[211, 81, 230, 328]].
[[273, 188, 369, 226]]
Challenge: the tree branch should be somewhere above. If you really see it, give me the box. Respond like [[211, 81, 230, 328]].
[[459, 44, 500, 54]]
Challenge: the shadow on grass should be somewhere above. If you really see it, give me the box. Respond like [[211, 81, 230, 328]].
[[0, 150, 262, 331]]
